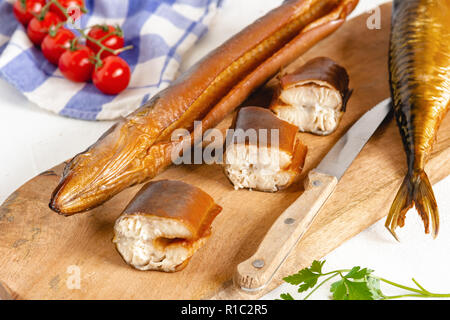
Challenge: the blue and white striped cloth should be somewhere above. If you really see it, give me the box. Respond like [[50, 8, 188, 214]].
[[0, 0, 221, 120]]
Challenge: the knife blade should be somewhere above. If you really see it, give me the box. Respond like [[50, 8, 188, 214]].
[[231, 98, 392, 294], [316, 98, 393, 179]]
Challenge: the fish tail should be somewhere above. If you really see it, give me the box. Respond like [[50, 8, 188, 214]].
[[385, 170, 439, 241]]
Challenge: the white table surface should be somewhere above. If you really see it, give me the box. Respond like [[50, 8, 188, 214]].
[[0, 0, 449, 300]]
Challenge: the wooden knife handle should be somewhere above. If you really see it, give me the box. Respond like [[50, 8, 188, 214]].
[[235, 170, 338, 292]]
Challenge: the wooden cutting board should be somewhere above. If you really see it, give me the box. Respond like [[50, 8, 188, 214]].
[[1, 3, 449, 300]]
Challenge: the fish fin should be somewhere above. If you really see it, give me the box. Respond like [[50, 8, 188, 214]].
[[385, 175, 414, 241], [385, 170, 439, 241], [415, 170, 439, 238]]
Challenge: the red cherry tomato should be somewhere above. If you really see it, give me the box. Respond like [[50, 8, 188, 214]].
[[59, 45, 94, 82], [13, 0, 46, 27], [93, 56, 131, 95], [27, 12, 62, 46], [41, 28, 76, 65], [86, 25, 124, 59], [50, 0, 85, 22]]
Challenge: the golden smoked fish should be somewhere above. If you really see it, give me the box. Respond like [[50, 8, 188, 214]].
[[50, 0, 358, 215], [387, 0, 450, 239]]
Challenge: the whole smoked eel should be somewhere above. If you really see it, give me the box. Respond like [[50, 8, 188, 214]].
[[50, 0, 358, 215]]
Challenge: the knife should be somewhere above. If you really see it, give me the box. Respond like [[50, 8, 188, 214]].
[[233, 98, 392, 294]]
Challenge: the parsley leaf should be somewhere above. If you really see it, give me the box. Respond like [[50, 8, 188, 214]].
[[330, 279, 348, 300], [310, 260, 325, 273], [345, 267, 373, 280], [280, 293, 294, 300], [346, 279, 374, 300], [330, 267, 378, 300], [330, 278, 375, 300], [283, 260, 324, 293], [367, 276, 384, 300], [281, 260, 450, 300]]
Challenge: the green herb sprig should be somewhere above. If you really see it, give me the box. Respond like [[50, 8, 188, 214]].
[[280, 260, 450, 300]]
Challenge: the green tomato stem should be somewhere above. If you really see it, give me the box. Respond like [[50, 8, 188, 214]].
[[48, 0, 72, 23], [98, 29, 122, 42], [79, 26, 133, 56], [38, 0, 52, 19], [47, 0, 133, 58]]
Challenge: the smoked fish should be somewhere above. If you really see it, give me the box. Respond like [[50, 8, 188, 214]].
[[387, 0, 450, 239], [50, 0, 358, 215]]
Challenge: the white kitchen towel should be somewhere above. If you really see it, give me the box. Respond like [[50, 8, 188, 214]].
[[0, 0, 221, 120]]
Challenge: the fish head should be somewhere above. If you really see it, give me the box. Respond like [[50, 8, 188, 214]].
[[49, 120, 156, 215]]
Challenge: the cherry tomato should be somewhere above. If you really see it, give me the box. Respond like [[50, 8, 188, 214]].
[[59, 45, 94, 82], [86, 25, 124, 59], [93, 56, 131, 95], [27, 12, 62, 46], [13, 0, 45, 27], [50, 0, 85, 22], [41, 28, 76, 65]]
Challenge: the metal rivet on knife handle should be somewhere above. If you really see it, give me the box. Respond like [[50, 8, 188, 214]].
[[252, 260, 265, 269], [313, 180, 322, 187], [284, 218, 296, 225]]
